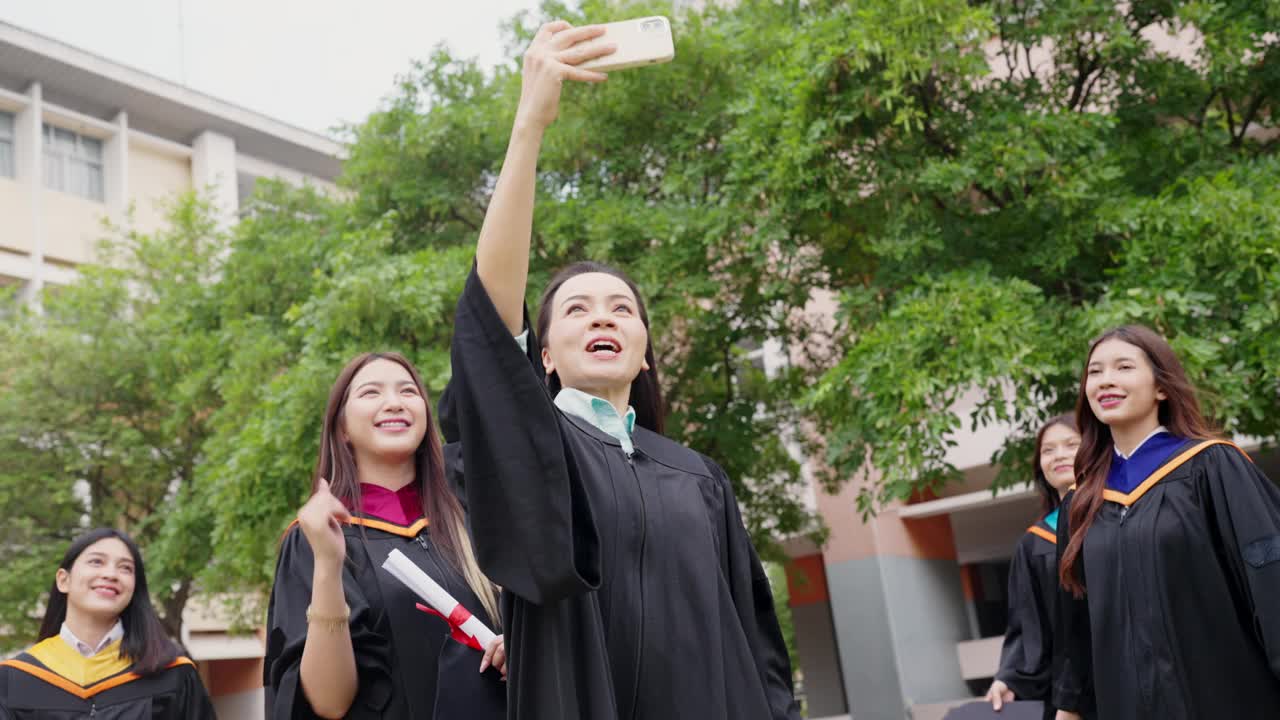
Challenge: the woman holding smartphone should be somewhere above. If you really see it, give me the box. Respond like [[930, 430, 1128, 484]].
[[264, 352, 506, 719], [439, 20, 800, 720], [1053, 325, 1280, 720], [0, 528, 214, 719], [986, 414, 1086, 719]]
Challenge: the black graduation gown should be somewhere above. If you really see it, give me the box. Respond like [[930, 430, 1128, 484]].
[[996, 515, 1060, 720], [438, 267, 800, 720], [264, 516, 506, 719], [0, 643, 213, 719], [1053, 440, 1280, 719]]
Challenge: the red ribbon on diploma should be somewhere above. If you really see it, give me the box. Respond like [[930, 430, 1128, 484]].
[[415, 602, 484, 651]]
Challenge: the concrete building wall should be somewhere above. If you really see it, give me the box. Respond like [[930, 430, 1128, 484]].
[[128, 144, 192, 232], [798, 469, 975, 719], [792, 601, 848, 717], [43, 189, 106, 265], [787, 554, 848, 717], [0, 178, 32, 254], [877, 554, 971, 705], [211, 688, 265, 719], [826, 556, 904, 720]]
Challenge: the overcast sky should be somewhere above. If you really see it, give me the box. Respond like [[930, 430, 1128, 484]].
[[0, 0, 544, 137]]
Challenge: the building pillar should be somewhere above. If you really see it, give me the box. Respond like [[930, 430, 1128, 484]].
[[785, 554, 849, 717], [16, 81, 43, 304], [105, 110, 129, 217], [817, 473, 972, 718], [870, 510, 971, 707], [191, 130, 238, 224]]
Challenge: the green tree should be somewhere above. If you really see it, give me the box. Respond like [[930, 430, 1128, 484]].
[[0, 195, 227, 645], [747, 0, 1280, 511], [7, 0, 1276, 656], [201, 0, 828, 597]]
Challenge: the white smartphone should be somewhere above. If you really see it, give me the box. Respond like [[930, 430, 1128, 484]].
[[578, 16, 675, 72]]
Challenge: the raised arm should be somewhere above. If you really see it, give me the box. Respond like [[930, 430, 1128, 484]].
[[475, 20, 612, 333]]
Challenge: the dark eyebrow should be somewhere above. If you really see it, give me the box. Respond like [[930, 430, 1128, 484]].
[[559, 293, 636, 308], [352, 379, 416, 393], [85, 551, 132, 564]]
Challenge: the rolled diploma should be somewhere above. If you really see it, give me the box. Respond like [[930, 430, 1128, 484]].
[[381, 548, 497, 649]]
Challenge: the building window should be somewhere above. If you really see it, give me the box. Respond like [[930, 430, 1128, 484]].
[[43, 124, 104, 201], [0, 112, 14, 178]]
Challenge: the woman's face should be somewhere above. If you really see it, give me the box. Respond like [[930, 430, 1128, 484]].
[[56, 537, 136, 623], [1085, 338, 1165, 430], [1039, 422, 1082, 493], [542, 272, 650, 400], [342, 358, 429, 463]]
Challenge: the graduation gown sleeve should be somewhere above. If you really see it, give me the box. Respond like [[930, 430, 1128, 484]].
[[264, 526, 395, 719], [996, 534, 1053, 701], [704, 457, 801, 720], [1051, 492, 1095, 715], [1200, 444, 1280, 678], [438, 265, 601, 605], [174, 662, 218, 720]]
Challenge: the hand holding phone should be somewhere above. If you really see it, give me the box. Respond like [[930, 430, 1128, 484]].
[[578, 16, 675, 73]]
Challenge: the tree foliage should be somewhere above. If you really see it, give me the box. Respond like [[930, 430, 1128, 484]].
[[3, 0, 1278, 650], [0, 197, 226, 643]]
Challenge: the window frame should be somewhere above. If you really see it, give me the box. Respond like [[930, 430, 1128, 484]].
[[42, 123, 105, 201], [0, 111, 14, 179]]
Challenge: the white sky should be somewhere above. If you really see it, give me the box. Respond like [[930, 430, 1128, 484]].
[[0, 0, 544, 137]]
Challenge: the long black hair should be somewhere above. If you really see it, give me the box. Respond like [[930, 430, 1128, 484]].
[[1060, 324, 1218, 596], [313, 351, 499, 625], [1032, 413, 1078, 515], [37, 528, 176, 674], [535, 261, 666, 434]]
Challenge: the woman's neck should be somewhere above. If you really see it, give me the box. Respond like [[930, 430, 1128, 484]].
[[354, 453, 416, 492], [1110, 414, 1163, 457], [63, 607, 117, 650]]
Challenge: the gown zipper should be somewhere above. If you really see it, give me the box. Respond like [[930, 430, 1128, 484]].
[[627, 450, 647, 720]]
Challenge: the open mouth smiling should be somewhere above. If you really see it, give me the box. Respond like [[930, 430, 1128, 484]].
[[586, 336, 622, 359]]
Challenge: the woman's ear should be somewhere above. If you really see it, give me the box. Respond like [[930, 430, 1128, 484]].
[[55, 568, 71, 594], [541, 347, 556, 376]]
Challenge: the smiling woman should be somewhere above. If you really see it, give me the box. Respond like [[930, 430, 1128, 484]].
[[986, 415, 1085, 720], [1053, 325, 1280, 720], [264, 352, 507, 720], [435, 19, 800, 720], [0, 528, 215, 719]]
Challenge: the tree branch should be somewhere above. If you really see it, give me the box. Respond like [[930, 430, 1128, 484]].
[[1196, 87, 1219, 131], [159, 578, 192, 645], [1233, 93, 1266, 148]]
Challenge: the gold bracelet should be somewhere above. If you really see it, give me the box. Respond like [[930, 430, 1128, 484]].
[[305, 605, 350, 633]]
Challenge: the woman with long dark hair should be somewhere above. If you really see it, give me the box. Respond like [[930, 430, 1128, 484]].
[[438, 20, 799, 720], [1052, 325, 1280, 720], [0, 528, 214, 718], [986, 414, 1083, 719], [264, 352, 506, 719]]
